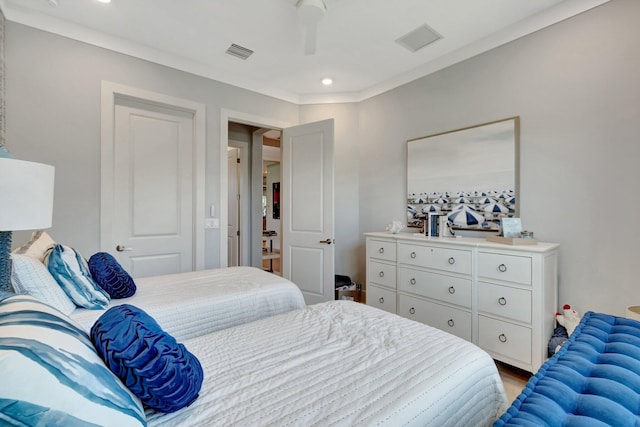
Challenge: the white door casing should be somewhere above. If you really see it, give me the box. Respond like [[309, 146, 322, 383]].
[[282, 119, 335, 304], [101, 82, 205, 276], [227, 147, 240, 267]]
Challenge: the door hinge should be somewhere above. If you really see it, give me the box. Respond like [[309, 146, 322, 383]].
[[237, 158, 240, 163], [237, 230, 240, 236]]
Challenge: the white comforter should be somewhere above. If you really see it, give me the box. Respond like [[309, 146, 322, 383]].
[[70, 266, 305, 341], [147, 301, 508, 427]]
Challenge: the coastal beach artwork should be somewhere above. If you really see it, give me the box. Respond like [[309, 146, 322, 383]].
[[407, 118, 519, 231]]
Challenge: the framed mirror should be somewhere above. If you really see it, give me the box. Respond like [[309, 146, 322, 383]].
[[407, 117, 519, 232]]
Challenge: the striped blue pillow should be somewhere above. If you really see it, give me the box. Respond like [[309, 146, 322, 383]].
[[45, 244, 110, 309], [0, 295, 146, 426]]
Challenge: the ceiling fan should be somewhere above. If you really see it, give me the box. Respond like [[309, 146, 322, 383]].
[[296, 0, 327, 55]]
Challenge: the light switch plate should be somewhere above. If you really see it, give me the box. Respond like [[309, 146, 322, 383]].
[[205, 218, 219, 229]]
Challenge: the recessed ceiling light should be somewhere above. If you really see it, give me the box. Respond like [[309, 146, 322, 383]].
[[321, 77, 333, 86], [97, 0, 112, 3]]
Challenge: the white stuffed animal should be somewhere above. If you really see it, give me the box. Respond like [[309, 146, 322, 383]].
[[556, 304, 581, 336], [386, 220, 403, 234]]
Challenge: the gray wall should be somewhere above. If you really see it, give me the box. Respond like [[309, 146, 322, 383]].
[[5, 23, 298, 268], [358, 0, 640, 316], [0, 8, 5, 148]]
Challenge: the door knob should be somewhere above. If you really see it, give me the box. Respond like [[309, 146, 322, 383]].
[[116, 245, 133, 252], [319, 238, 334, 244]]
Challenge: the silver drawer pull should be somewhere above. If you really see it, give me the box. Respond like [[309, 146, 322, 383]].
[[409, 307, 416, 315], [410, 278, 416, 285], [448, 286, 455, 294], [448, 257, 455, 265], [379, 247, 385, 254], [410, 251, 417, 259], [379, 271, 384, 278], [379, 297, 384, 304], [498, 263, 507, 272], [447, 319, 455, 327], [498, 297, 507, 306], [499, 333, 507, 343]]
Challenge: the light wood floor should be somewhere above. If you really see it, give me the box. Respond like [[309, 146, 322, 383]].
[[262, 258, 281, 275], [496, 361, 531, 403]]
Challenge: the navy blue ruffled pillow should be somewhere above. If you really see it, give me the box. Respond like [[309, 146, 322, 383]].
[[90, 305, 204, 413], [88, 252, 136, 299]]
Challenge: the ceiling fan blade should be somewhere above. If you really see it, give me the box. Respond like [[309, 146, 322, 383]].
[[304, 22, 318, 55]]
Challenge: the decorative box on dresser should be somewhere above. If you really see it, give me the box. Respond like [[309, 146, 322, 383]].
[[365, 232, 559, 373]]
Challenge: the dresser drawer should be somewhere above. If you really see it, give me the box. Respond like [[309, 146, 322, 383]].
[[478, 282, 531, 323], [366, 238, 397, 262], [398, 243, 472, 275], [398, 267, 471, 308], [399, 294, 471, 341], [478, 315, 532, 365], [366, 284, 397, 314], [367, 260, 396, 289], [478, 252, 532, 285]]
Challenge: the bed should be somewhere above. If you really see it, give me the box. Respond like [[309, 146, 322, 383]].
[[144, 300, 508, 426], [69, 266, 306, 341], [495, 311, 640, 426], [0, 296, 508, 426], [10, 231, 306, 342]]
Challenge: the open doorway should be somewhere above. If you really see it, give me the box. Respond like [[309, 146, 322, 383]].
[[227, 122, 282, 275], [222, 111, 336, 303], [262, 131, 281, 274]]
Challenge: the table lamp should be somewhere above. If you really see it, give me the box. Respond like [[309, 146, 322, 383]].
[[0, 154, 55, 292]]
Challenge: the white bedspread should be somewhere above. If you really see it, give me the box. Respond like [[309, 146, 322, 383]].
[[147, 301, 508, 427], [70, 266, 305, 341]]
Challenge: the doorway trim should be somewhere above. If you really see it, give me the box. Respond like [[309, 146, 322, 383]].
[[101, 81, 206, 270], [220, 109, 292, 267]]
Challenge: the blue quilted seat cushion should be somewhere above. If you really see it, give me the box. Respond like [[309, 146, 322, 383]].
[[495, 311, 640, 427], [91, 304, 204, 413], [88, 252, 136, 299]]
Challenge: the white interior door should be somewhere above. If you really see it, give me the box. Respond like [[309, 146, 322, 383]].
[[111, 101, 194, 278], [281, 119, 334, 304], [227, 147, 240, 266]]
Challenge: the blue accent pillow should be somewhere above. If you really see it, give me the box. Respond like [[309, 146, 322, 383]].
[[45, 244, 110, 309], [91, 304, 204, 413], [0, 295, 145, 426], [88, 252, 136, 299]]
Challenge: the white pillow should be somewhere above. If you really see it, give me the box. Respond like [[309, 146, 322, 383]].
[[0, 295, 145, 426], [10, 254, 76, 316], [12, 231, 56, 262]]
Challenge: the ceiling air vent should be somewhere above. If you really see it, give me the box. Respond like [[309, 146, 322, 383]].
[[225, 43, 254, 60], [395, 24, 442, 53]]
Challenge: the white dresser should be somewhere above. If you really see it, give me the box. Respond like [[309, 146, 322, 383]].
[[365, 232, 559, 372]]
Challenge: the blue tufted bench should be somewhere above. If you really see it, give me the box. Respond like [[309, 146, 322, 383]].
[[495, 311, 640, 426]]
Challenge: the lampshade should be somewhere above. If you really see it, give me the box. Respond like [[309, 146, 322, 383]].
[[0, 157, 55, 231]]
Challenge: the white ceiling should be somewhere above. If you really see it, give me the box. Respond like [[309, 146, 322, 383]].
[[1, 0, 609, 104]]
